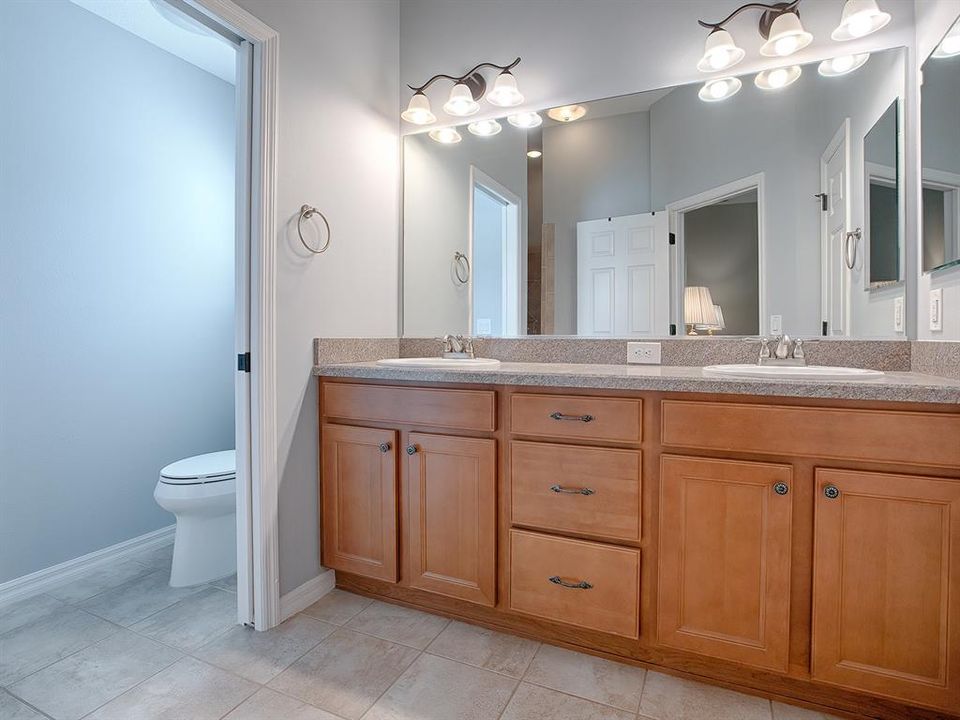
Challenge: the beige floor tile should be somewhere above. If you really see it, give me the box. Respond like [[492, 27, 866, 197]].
[[772, 700, 843, 720], [85, 656, 256, 720], [126, 544, 174, 572], [524, 644, 645, 712], [79, 570, 204, 626], [363, 653, 517, 720], [0, 593, 67, 635], [0, 606, 118, 685], [131, 586, 236, 651], [345, 599, 448, 649], [640, 671, 772, 720], [301, 589, 372, 625], [426, 620, 539, 678], [8, 629, 182, 720], [223, 688, 342, 720], [501, 683, 635, 720], [46, 559, 153, 603], [268, 628, 419, 720], [196, 614, 335, 683], [0, 690, 46, 720]]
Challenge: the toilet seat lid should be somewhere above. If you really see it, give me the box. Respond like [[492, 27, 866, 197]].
[[160, 450, 236, 483]]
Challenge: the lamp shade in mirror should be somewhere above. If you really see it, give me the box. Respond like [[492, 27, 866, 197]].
[[684, 286, 719, 334]]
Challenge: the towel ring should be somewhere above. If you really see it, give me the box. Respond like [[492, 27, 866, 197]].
[[298, 204, 331, 254], [844, 227, 862, 270], [453, 251, 470, 284]]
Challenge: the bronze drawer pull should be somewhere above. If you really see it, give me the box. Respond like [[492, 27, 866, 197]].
[[550, 411, 594, 423], [548, 575, 593, 590], [549, 484, 595, 496]]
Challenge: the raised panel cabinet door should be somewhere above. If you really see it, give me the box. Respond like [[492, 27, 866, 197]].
[[657, 456, 793, 672], [812, 469, 960, 711], [405, 433, 497, 606], [320, 424, 398, 582]]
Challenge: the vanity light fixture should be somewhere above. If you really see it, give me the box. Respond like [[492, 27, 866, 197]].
[[547, 105, 587, 122], [467, 119, 502, 137], [507, 111, 542, 129], [697, 28, 746, 72], [755, 64, 802, 90], [832, 0, 891, 41], [428, 127, 462, 144], [759, 11, 813, 57], [402, 57, 522, 125], [818, 53, 870, 77], [933, 22, 960, 58], [698, 76, 742, 102], [698, 1, 811, 67]]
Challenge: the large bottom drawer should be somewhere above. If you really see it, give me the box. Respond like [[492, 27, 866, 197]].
[[509, 529, 640, 639]]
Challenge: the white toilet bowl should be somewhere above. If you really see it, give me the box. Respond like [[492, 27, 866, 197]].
[[154, 450, 236, 587]]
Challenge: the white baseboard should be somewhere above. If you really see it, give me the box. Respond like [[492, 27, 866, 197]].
[[0, 524, 176, 606], [279, 569, 336, 622]]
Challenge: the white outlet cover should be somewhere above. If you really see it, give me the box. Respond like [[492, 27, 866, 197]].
[[930, 288, 943, 332], [627, 341, 662, 365], [893, 296, 904, 333]]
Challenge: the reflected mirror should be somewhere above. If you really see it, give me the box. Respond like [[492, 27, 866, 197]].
[[403, 47, 906, 339], [921, 20, 960, 273]]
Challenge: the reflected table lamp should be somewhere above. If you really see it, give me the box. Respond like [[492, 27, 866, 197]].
[[696, 304, 725, 335], [684, 286, 719, 335]]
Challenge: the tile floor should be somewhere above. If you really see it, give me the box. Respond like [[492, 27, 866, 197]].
[[1, 547, 842, 720]]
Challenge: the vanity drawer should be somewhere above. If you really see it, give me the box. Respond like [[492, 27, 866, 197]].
[[509, 529, 640, 639], [511, 441, 641, 543], [661, 400, 960, 468], [510, 393, 641, 443], [323, 382, 495, 431]]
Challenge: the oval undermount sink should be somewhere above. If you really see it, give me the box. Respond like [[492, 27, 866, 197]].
[[376, 357, 502, 369], [703, 364, 884, 381]]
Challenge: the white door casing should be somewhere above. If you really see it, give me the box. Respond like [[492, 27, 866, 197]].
[[576, 212, 670, 336], [821, 120, 851, 337]]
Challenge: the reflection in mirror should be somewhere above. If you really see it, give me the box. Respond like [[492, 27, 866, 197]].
[[403, 48, 906, 339], [921, 21, 960, 273]]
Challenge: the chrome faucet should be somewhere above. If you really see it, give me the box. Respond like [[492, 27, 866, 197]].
[[439, 334, 476, 359], [748, 332, 813, 366]]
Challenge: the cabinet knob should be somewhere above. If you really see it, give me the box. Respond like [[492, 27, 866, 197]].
[[823, 484, 840, 500], [406, 445, 418, 455], [773, 482, 789, 496], [378, 442, 391, 453]]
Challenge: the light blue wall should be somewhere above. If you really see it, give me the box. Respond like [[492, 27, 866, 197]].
[[0, 0, 235, 582]]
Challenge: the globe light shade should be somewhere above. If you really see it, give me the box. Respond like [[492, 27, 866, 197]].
[[755, 65, 802, 90], [401, 92, 436, 125], [760, 12, 813, 57], [832, 0, 891, 42], [817, 53, 870, 77], [486, 71, 524, 107], [443, 83, 480, 117], [697, 76, 742, 102], [697, 28, 746, 73]]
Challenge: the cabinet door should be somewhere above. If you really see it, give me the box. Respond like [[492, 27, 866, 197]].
[[658, 456, 793, 671], [812, 469, 960, 710], [405, 433, 497, 606], [321, 424, 398, 582]]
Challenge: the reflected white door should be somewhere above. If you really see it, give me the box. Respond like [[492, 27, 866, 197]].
[[820, 121, 850, 337], [576, 212, 669, 336]]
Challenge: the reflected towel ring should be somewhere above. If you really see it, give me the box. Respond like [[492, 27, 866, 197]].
[[844, 227, 862, 270], [298, 204, 331, 254], [454, 251, 470, 284]]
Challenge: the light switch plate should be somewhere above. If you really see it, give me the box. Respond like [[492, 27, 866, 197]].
[[770, 315, 783, 334], [893, 296, 904, 333], [627, 341, 662, 364], [930, 289, 943, 332]]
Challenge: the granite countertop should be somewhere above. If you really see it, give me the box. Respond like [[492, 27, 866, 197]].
[[314, 361, 960, 405]]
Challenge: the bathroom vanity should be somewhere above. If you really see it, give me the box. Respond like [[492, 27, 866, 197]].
[[316, 364, 960, 720]]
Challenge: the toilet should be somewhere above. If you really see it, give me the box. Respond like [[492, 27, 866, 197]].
[[154, 450, 237, 587]]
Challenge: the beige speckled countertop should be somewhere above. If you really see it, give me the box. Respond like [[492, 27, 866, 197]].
[[315, 361, 960, 405]]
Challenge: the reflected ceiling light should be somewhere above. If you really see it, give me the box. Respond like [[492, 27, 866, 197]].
[[527, 150, 542, 158], [832, 0, 891, 41], [443, 83, 481, 117], [400, 91, 436, 125], [697, 29, 746, 72], [760, 11, 813, 56], [467, 119, 502, 137], [547, 105, 587, 122], [755, 64, 802, 90], [933, 24, 960, 58], [486, 71, 524, 107], [507, 111, 542, 128], [428, 127, 462, 144], [698, 76, 742, 102], [818, 53, 870, 77]]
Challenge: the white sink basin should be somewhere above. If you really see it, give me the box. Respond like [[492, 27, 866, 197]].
[[704, 364, 884, 381], [376, 357, 502, 369]]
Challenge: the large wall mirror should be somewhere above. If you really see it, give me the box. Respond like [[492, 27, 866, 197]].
[[403, 47, 906, 339], [921, 20, 960, 274]]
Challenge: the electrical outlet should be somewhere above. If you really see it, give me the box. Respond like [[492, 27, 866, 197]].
[[770, 315, 783, 334], [893, 296, 904, 333], [930, 288, 943, 332], [627, 341, 662, 365]]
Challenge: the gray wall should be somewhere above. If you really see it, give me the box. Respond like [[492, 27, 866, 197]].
[[0, 0, 235, 582]]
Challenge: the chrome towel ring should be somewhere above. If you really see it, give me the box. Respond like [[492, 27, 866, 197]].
[[844, 227, 862, 270], [298, 204, 331, 254], [453, 251, 470, 284]]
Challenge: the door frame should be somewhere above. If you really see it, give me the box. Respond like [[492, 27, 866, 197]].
[[666, 173, 766, 335], [820, 120, 851, 337], [188, 0, 281, 631]]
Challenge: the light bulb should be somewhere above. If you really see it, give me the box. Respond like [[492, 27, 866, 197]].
[[709, 49, 732, 69], [847, 13, 874, 37], [467, 119, 502, 137], [760, 12, 812, 57], [768, 69, 789, 87], [428, 127, 462, 144], [486, 71, 524, 107], [697, 28, 745, 73], [755, 65, 802, 90], [818, 53, 869, 77], [507, 112, 542, 129], [443, 83, 480, 117], [527, 150, 542, 158], [400, 92, 436, 125], [832, 0, 891, 41], [697, 76, 742, 102], [773, 35, 799, 56]]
